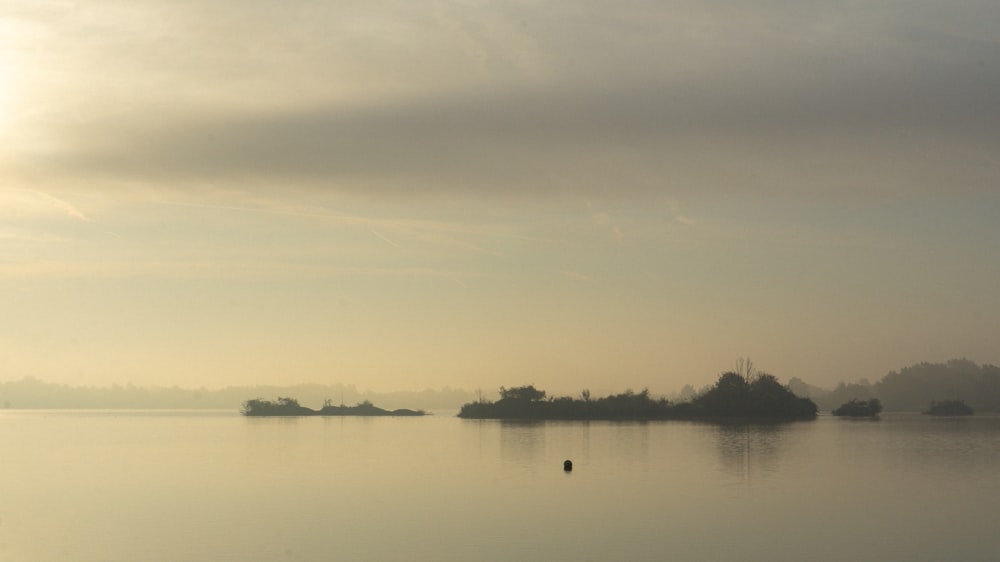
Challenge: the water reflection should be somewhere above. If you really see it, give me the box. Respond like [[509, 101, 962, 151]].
[[499, 420, 546, 465], [6, 412, 1000, 561], [879, 414, 1000, 473], [607, 421, 650, 461], [711, 421, 790, 486], [496, 420, 650, 468]]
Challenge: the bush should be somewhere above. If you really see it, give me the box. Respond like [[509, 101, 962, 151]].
[[832, 398, 883, 417]]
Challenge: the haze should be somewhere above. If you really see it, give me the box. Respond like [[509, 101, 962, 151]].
[[2, 0, 998, 394]]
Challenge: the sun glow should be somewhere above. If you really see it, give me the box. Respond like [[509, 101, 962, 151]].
[[0, 67, 11, 135], [0, 46, 17, 136], [0, 17, 29, 138]]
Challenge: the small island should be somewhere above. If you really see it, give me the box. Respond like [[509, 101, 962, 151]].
[[241, 397, 426, 417], [923, 399, 974, 416], [458, 371, 817, 421], [832, 398, 883, 417]]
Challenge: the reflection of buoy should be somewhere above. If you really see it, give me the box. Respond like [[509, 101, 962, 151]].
[[563, 459, 573, 471]]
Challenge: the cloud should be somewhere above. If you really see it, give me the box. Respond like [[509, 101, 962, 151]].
[[592, 212, 625, 243], [33, 190, 92, 222], [149, 196, 549, 244], [666, 202, 695, 226], [46, 60, 999, 202], [0, 258, 474, 282], [9, 0, 1000, 202], [0, 225, 69, 245], [560, 270, 593, 282], [0, 189, 92, 222]]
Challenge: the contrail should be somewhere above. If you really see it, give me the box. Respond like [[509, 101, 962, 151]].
[[155, 200, 360, 223], [369, 229, 405, 249], [32, 190, 92, 222]]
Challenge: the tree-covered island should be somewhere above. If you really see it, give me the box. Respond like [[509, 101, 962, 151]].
[[458, 370, 817, 421], [923, 399, 974, 416], [241, 397, 425, 417], [832, 398, 883, 417]]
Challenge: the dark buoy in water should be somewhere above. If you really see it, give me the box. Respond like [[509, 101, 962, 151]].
[[563, 459, 573, 472]]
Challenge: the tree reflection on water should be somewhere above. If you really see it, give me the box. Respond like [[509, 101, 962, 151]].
[[713, 421, 789, 487]]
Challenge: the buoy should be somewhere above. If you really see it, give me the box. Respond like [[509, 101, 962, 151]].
[[563, 459, 573, 471]]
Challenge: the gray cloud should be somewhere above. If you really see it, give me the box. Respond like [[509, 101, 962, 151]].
[[20, 0, 1000, 199], [54, 69, 999, 198]]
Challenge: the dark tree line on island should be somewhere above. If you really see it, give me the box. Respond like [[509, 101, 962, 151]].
[[923, 399, 974, 416], [831, 396, 976, 417], [832, 398, 883, 417], [241, 397, 425, 417], [459, 362, 818, 421]]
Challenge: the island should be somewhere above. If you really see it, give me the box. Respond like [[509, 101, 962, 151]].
[[458, 372, 817, 421], [241, 397, 426, 417], [832, 398, 883, 417], [923, 399, 974, 416]]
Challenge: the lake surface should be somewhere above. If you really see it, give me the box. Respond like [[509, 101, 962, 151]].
[[1, 410, 998, 561]]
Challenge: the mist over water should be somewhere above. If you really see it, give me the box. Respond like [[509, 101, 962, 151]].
[[1, 411, 998, 561]]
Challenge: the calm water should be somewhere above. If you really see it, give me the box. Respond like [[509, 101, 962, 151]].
[[1, 411, 998, 561]]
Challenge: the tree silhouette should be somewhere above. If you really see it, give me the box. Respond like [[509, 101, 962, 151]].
[[499, 385, 546, 401]]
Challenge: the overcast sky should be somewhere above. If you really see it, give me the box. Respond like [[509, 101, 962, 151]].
[[2, 0, 998, 394]]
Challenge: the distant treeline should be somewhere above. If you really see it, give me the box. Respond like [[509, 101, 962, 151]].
[[789, 359, 1000, 412], [0, 377, 474, 411], [4, 359, 997, 413]]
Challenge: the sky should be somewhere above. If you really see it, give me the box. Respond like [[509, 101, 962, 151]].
[[1, 0, 998, 395]]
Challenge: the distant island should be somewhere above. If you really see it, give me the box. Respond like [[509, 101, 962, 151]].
[[923, 399, 974, 416], [241, 397, 426, 417], [0, 377, 472, 410], [832, 398, 883, 417], [458, 370, 817, 421]]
